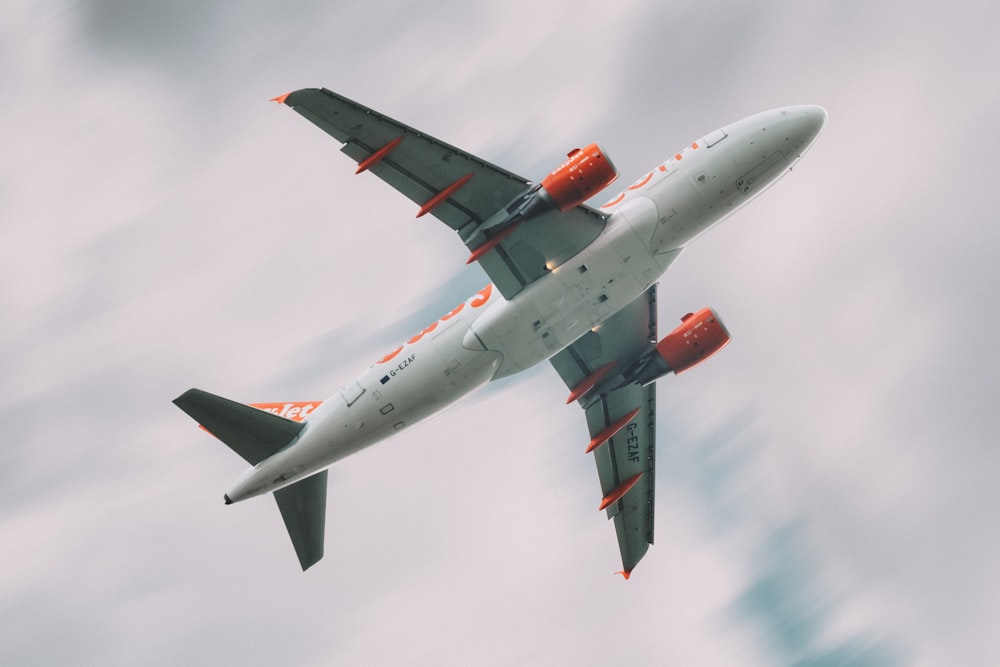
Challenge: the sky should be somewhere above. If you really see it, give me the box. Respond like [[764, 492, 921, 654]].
[[3, 1, 999, 664]]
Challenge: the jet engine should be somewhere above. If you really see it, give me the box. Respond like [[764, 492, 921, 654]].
[[538, 143, 618, 211], [626, 307, 732, 386], [465, 144, 618, 263]]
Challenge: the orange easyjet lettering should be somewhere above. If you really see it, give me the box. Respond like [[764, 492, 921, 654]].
[[470, 284, 492, 308], [376, 284, 495, 365], [407, 321, 439, 345], [249, 401, 319, 422]]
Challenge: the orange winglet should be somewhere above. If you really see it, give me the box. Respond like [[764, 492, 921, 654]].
[[466, 223, 519, 264], [270, 92, 292, 105], [599, 472, 643, 511], [586, 407, 641, 453], [615, 569, 632, 581], [565, 362, 616, 404], [417, 172, 474, 218], [355, 136, 404, 174]]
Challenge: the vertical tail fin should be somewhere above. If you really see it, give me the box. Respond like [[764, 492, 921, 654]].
[[274, 470, 328, 570]]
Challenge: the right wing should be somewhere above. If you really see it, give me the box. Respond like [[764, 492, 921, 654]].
[[276, 88, 607, 298], [549, 286, 659, 577]]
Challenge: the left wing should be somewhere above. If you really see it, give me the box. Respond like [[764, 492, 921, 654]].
[[275, 88, 607, 298], [549, 286, 659, 577]]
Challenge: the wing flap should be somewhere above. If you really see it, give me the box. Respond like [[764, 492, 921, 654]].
[[274, 470, 328, 571]]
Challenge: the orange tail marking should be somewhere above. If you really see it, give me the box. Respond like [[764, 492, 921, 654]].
[[270, 92, 292, 104], [615, 570, 632, 581], [248, 401, 320, 422]]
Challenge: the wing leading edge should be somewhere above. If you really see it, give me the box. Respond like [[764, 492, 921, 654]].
[[550, 286, 659, 576], [276, 88, 607, 299]]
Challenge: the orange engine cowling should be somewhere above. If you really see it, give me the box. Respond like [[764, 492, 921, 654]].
[[539, 143, 618, 211], [656, 307, 732, 374]]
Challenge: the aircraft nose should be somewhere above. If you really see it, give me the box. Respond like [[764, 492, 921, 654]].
[[798, 104, 828, 132], [780, 105, 827, 153]]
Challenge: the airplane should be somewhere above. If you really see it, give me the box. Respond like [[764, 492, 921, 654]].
[[174, 88, 826, 577]]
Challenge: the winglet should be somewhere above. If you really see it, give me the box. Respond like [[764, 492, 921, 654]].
[[270, 92, 292, 105], [615, 569, 632, 581]]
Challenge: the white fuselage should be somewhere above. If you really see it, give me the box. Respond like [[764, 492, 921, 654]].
[[226, 106, 826, 502]]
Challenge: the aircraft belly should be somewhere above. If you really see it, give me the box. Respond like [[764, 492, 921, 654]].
[[231, 322, 502, 500], [473, 217, 662, 378], [313, 326, 501, 460]]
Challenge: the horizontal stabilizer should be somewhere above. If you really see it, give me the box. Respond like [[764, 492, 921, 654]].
[[173, 388, 306, 465], [274, 470, 328, 571]]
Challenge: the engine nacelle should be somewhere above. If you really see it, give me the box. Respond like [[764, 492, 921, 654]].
[[656, 307, 731, 374], [624, 307, 731, 387], [539, 143, 618, 212]]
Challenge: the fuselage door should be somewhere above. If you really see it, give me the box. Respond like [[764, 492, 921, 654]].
[[701, 128, 727, 148], [340, 379, 365, 407]]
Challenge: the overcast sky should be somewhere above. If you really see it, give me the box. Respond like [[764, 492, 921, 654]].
[[3, 1, 999, 665]]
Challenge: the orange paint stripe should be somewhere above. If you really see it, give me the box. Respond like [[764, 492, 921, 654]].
[[598, 472, 643, 511], [270, 92, 292, 104], [566, 362, 616, 404], [355, 136, 404, 174], [417, 172, 474, 218], [627, 172, 654, 191], [601, 192, 626, 208], [466, 223, 519, 264], [585, 407, 641, 453]]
